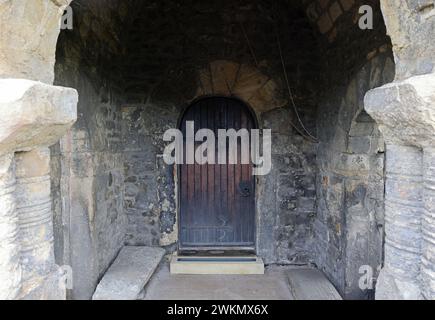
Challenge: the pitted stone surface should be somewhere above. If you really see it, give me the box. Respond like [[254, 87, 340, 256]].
[[0, 79, 78, 156], [0, 154, 20, 300], [287, 268, 342, 300], [93, 246, 165, 300], [0, 0, 72, 84], [364, 73, 435, 300], [365, 73, 435, 147]]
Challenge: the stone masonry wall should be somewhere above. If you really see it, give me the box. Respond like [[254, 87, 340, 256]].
[[118, 0, 319, 264], [303, 0, 396, 299], [52, 1, 129, 300]]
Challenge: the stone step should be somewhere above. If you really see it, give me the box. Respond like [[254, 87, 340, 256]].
[[286, 268, 342, 300], [93, 246, 165, 300], [170, 254, 264, 275]]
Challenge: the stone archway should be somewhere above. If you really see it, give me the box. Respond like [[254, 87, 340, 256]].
[[0, 0, 434, 301], [195, 60, 287, 116]]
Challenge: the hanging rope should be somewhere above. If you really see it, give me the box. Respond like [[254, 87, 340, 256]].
[[239, 11, 318, 143], [239, 20, 260, 68], [275, 30, 319, 142]]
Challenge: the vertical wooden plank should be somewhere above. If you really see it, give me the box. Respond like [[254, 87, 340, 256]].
[[241, 105, 249, 244], [179, 97, 256, 248], [247, 110, 255, 244], [214, 101, 222, 245], [236, 103, 244, 244], [220, 98, 228, 244], [226, 99, 235, 244], [207, 101, 215, 245], [200, 101, 208, 243], [180, 111, 188, 245]]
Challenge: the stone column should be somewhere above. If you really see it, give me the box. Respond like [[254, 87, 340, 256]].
[[365, 72, 435, 300], [0, 154, 21, 299], [376, 145, 423, 299], [422, 147, 435, 299], [15, 148, 62, 299], [0, 79, 77, 299]]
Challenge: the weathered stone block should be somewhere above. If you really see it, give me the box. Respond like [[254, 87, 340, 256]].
[[0, 154, 21, 300], [0, 0, 72, 83], [365, 73, 435, 148], [93, 246, 165, 300], [0, 79, 77, 156]]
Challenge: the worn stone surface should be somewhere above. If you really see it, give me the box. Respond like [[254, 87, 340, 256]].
[[365, 73, 435, 300], [0, 0, 72, 84], [287, 268, 342, 300], [2, 0, 434, 301], [422, 148, 435, 300], [20, 269, 66, 300], [0, 79, 77, 156], [380, 0, 435, 79], [0, 78, 77, 300], [170, 254, 264, 275], [92, 246, 165, 300], [365, 73, 435, 148], [257, 108, 317, 265], [144, 264, 294, 300], [196, 60, 287, 115], [304, 2, 394, 297], [315, 50, 394, 299], [53, 3, 128, 298], [0, 154, 21, 300], [376, 145, 423, 300], [15, 148, 60, 299]]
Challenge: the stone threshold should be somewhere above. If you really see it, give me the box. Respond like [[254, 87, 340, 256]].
[[93, 246, 165, 300], [170, 253, 265, 275]]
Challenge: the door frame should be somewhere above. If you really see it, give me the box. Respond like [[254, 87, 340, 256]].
[[176, 95, 259, 254]]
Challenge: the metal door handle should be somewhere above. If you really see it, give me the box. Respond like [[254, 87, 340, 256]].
[[239, 181, 251, 197]]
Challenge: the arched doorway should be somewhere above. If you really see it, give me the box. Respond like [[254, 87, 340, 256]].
[[178, 96, 257, 253]]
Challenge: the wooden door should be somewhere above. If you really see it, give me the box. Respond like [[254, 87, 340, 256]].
[[179, 97, 256, 250]]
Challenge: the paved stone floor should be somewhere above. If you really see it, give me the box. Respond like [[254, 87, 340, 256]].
[[143, 264, 295, 300]]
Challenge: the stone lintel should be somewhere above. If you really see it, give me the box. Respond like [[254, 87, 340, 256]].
[[0, 79, 77, 156], [365, 72, 435, 148]]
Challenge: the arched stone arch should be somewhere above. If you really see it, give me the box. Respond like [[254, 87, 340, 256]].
[[0, 0, 434, 301], [195, 60, 287, 116]]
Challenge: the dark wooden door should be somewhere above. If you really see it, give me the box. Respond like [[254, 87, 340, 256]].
[[179, 97, 256, 250]]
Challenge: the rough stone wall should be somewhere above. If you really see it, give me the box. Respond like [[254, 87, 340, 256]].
[[118, 0, 319, 263], [315, 53, 394, 299], [380, 0, 435, 80], [303, 0, 395, 299], [257, 108, 317, 264], [122, 104, 178, 247], [0, 0, 72, 84], [52, 1, 129, 299]]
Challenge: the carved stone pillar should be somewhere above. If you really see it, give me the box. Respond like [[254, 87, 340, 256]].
[[15, 148, 61, 299], [422, 147, 435, 299], [377, 145, 423, 299], [365, 72, 435, 299], [0, 154, 21, 299], [0, 79, 77, 299]]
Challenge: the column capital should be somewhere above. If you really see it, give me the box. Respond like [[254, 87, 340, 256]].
[[0, 79, 77, 156], [365, 73, 435, 148]]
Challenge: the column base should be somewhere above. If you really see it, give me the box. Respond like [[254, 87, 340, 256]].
[[376, 268, 423, 300], [18, 267, 66, 300]]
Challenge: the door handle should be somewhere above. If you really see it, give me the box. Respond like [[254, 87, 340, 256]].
[[239, 181, 251, 197]]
